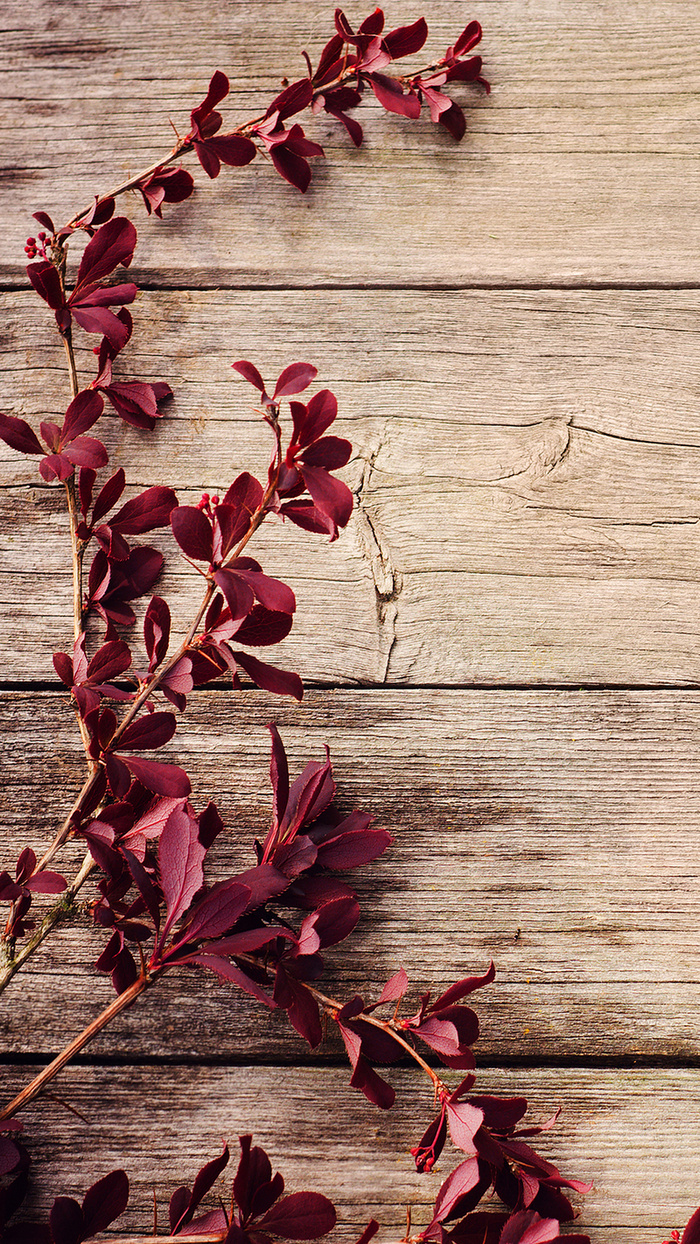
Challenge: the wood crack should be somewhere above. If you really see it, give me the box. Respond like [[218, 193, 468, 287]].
[[353, 433, 403, 684]]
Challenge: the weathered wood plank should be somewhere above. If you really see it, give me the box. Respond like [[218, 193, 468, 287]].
[[4, 1064, 699, 1240], [2, 1, 700, 285], [2, 689, 699, 1060], [4, 289, 700, 684]]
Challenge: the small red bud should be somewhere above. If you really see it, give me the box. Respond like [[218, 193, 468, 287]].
[[26, 236, 36, 245], [211, 494, 219, 506]]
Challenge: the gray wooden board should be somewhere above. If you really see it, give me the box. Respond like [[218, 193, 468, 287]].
[[3, 1064, 699, 1240], [1, 689, 699, 1061], [4, 288, 700, 685], [2, 1, 700, 286]]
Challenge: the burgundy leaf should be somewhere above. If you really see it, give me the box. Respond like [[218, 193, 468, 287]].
[[232, 360, 267, 394], [49, 1196, 83, 1244], [180, 880, 251, 943], [433, 1157, 482, 1223], [190, 70, 230, 130], [172, 506, 214, 562], [75, 217, 137, 287], [170, 1143, 230, 1234], [204, 133, 257, 168], [268, 723, 290, 826], [447, 1100, 484, 1153], [214, 569, 255, 622], [301, 465, 353, 531], [0, 413, 43, 456], [274, 363, 318, 399], [25, 871, 67, 894], [369, 74, 421, 118], [349, 1055, 395, 1109], [86, 640, 132, 683], [454, 20, 483, 56], [234, 605, 294, 648], [230, 565, 296, 615], [384, 17, 428, 58], [111, 486, 178, 534], [63, 435, 109, 470], [81, 1169, 129, 1236], [121, 756, 191, 798], [235, 651, 303, 700], [117, 711, 177, 752], [683, 1210, 700, 1244], [158, 804, 206, 939], [60, 390, 104, 443], [92, 468, 126, 523], [300, 435, 352, 470], [267, 78, 314, 121], [376, 967, 408, 1005], [431, 962, 496, 1011], [274, 969, 322, 1047], [315, 827, 392, 870], [190, 955, 277, 1007], [144, 595, 171, 667], [27, 260, 64, 310], [257, 1191, 336, 1239]]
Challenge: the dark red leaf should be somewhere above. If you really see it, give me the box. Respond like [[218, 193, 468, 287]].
[[230, 565, 296, 615], [75, 217, 137, 287], [439, 101, 467, 141], [454, 20, 483, 56], [121, 756, 191, 798], [257, 1191, 336, 1240], [384, 17, 428, 58], [349, 1055, 395, 1109], [234, 605, 294, 647], [431, 962, 496, 1011], [81, 1169, 129, 1236], [274, 363, 318, 400], [234, 651, 303, 700], [280, 501, 334, 537], [0, 413, 43, 456], [172, 506, 214, 562], [27, 260, 64, 310], [300, 436, 352, 470], [232, 360, 267, 394], [144, 595, 171, 668], [70, 303, 134, 349], [205, 133, 257, 167], [158, 804, 206, 939], [49, 1196, 83, 1244], [190, 70, 230, 130], [433, 1157, 482, 1223], [301, 465, 353, 531], [369, 74, 421, 118], [315, 827, 392, 870], [111, 486, 178, 534], [268, 723, 289, 825], [25, 871, 67, 894], [64, 435, 109, 470], [683, 1210, 700, 1244], [118, 711, 177, 752], [181, 880, 251, 943], [86, 640, 132, 683], [91, 468, 126, 523], [214, 569, 255, 622], [60, 390, 104, 443], [191, 955, 277, 1007]]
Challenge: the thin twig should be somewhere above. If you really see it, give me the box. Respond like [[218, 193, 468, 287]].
[[0, 968, 156, 1120]]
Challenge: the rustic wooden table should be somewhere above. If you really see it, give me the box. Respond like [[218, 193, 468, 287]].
[[2, 0, 700, 1238]]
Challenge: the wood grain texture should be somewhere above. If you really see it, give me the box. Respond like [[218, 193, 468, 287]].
[[1, 689, 698, 1061], [2, 1, 700, 286], [4, 289, 700, 685], [4, 1064, 699, 1241]]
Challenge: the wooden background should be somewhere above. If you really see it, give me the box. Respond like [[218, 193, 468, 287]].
[[2, 0, 700, 1237]]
